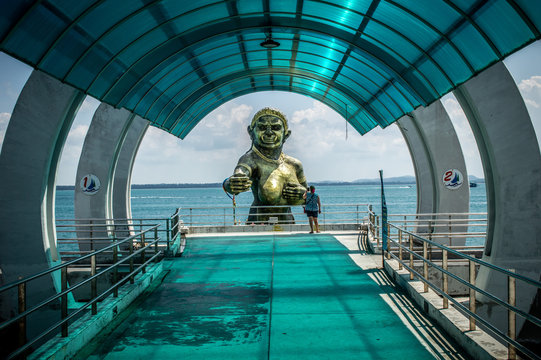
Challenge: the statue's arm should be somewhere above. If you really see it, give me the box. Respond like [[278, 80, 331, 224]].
[[223, 159, 253, 195], [282, 159, 308, 205]]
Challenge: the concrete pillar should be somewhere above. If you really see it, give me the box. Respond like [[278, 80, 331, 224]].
[[397, 100, 469, 245], [112, 116, 149, 237], [74, 103, 135, 251], [0, 70, 84, 348], [454, 61, 541, 334]]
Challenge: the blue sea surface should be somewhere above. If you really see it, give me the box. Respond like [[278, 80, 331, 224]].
[[56, 182, 487, 222]]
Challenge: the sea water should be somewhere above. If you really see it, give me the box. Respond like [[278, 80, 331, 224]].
[[55, 182, 487, 224]]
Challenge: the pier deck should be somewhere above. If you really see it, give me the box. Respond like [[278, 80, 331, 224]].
[[76, 232, 464, 359]]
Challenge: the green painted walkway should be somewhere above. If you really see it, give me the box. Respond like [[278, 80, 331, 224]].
[[82, 234, 436, 359]]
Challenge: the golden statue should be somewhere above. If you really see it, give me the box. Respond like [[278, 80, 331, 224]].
[[223, 107, 307, 223]]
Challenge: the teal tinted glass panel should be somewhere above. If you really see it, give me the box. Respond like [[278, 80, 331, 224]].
[[196, 43, 240, 65], [303, 1, 364, 31], [4, 4, 67, 64], [78, 1, 144, 38], [394, 81, 421, 108], [172, 3, 229, 34], [269, 0, 297, 14], [431, 42, 471, 84], [40, 25, 95, 78], [363, 22, 422, 63], [385, 82, 414, 112], [343, 56, 388, 85], [515, 0, 541, 30], [359, 32, 410, 69], [451, 22, 497, 71], [335, 75, 373, 100], [302, 14, 356, 35], [99, 12, 163, 52], [373, 2, 439, 49], [48, 0, 94, 19], [116, 31, 170, 67], [415, 59, 451, 95], [391, 0, 459, 33], [88, 60, 126, 96], [475, 0, 534, 55], [374, 90, 402, 119], [452, 0, 478, 13], [237, 0, 263, 14], [246, 50, 269, 62]]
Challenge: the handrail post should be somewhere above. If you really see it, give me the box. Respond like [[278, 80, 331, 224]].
[[409, 234, 414, 280], [356, 205, 359, 225], [443, 249, 448, 309], [18, 277, 27, 346], [61, 267, 68, 337], [423, 241, 428, 292], [398, 229, 403, 270], [91, 254, 97, 315], [508, 269, 516, 360], [113, 245, 118, 297], [190, 208, 193, 227], [376, 216, 380, 245], [129, 239, 134, 284], [166, 218, 170, 252], [469, 259, 476, 330], [448, 214, 452, 246], [154, 227, 159, 260]]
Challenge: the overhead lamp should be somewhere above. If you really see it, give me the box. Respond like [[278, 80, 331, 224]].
[[260, 35, 280, 49]]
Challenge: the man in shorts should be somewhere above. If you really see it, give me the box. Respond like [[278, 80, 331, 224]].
[[304, 185, 322, 233]]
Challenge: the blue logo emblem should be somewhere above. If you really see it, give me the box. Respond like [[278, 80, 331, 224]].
[[442, 169, 464, 190]]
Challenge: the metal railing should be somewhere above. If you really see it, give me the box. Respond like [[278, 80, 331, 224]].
[[0, 225, 162, 360], [370, 214, 541, 360], [55, 209, 185, 257], [177, 203, 369, 227]]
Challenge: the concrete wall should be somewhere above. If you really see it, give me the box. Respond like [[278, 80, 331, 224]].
[[454, 61, 541, 335], [0, 70, 84, 351], [397, 100, 469, 245]]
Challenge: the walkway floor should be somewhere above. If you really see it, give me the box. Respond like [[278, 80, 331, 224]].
[[77, 232, 465, 359]]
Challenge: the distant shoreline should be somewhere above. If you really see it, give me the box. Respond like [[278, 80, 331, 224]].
[[57, 176, 484, 190]]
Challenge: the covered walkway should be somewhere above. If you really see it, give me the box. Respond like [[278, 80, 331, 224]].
[[76, 233, 462, 359]]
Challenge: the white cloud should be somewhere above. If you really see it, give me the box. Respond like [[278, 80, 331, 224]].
[[518, 76, 541, 108], [0, 112, 11, 151]]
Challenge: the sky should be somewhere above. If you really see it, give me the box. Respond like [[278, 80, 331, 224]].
[[0, 41, 540, 185]]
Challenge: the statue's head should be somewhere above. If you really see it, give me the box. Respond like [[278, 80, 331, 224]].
[[248, 107, 291, 150]]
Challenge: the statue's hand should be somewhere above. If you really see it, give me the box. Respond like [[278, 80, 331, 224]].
[[282, 182, 306, 200], [228, 174, 252, 195]]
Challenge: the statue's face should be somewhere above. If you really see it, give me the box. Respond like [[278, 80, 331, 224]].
[[251, 115, 289, 150]]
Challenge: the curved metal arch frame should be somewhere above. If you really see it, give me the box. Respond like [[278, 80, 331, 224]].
[[96, 13, 445, 104], [176, 80, 372, 138], [59, 9, 437, 105], [145, 47, 402, 127], [164, 67, 388, 135], [124, 35, 415, 119]]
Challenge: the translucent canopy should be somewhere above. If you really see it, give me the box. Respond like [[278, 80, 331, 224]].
[[1, 0, 539, 138]]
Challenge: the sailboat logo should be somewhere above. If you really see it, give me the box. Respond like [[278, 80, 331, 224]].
[[80, 174, 101, 195], [442, 169, 464, 190]]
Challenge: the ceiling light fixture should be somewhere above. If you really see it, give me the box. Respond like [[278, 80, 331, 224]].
[[260, 35, 280, 49]]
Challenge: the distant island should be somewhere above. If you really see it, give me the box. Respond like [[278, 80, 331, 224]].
[[57, 175, 484, 190]]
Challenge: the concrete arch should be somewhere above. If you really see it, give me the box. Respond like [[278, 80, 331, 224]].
[[0, 70, 85, 339], [454, 61, 541, 335], [74, 103, 136, 251], [397, 100, 469, 245]]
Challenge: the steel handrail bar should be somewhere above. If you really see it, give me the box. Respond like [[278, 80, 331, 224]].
[[0, 225, 159, 293], [390, 239, 541, 329], [0, 237, 160, 332], [6, 251, 162, 360], [388, 212, 488, 216], [389, 223, 541, 289], [176, 203, 370, 210], [386, 251, 541, 360]]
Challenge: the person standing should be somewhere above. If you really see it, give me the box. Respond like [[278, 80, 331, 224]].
[[304, 185, 322, 233]]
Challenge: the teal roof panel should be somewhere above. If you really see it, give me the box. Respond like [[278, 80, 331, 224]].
[[0, 0, 539, 138]]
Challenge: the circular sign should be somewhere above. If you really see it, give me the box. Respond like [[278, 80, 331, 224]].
[[442, 169, 463, 190], [80, 174, 101, 195]]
